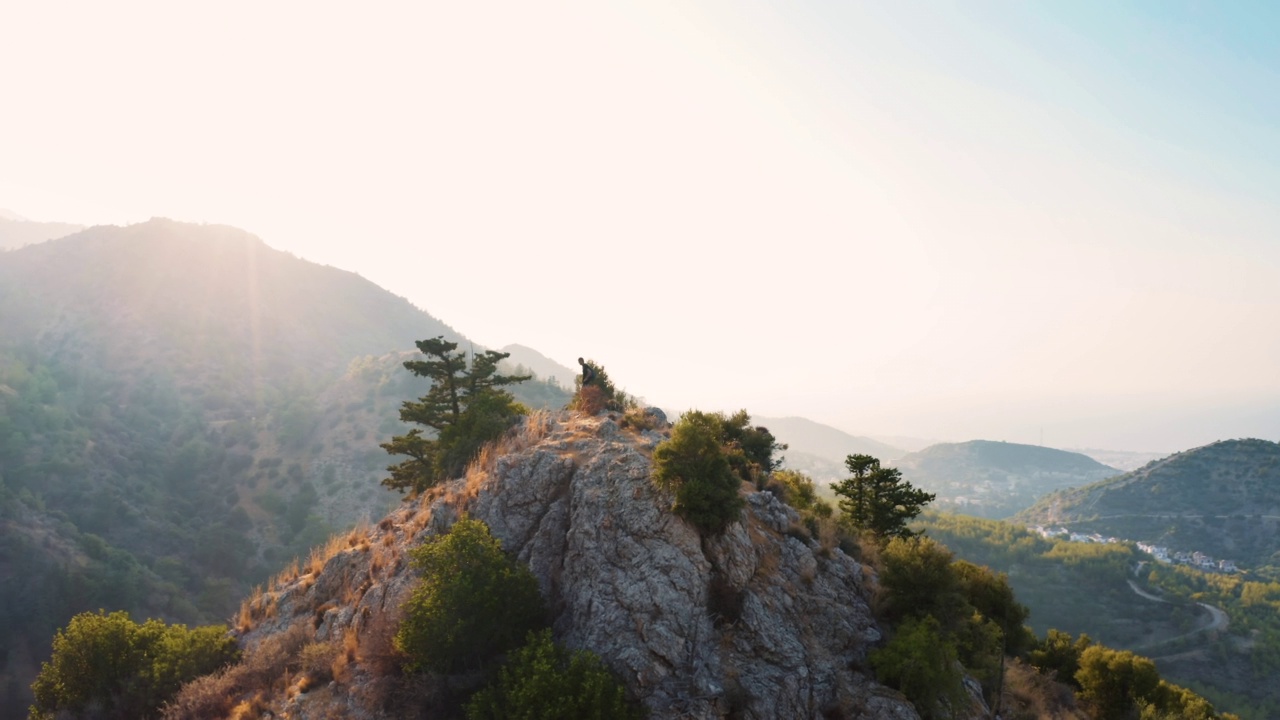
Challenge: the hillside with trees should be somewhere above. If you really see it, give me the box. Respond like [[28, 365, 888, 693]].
[[1017, 439, 1280, 572], [919, 512, 1279, 719], [0, 220, 568, 715], [34, 392, 1233, 719], [896, 440, 1119, 519]]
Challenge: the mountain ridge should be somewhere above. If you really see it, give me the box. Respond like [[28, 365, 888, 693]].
[[895, 440, 1119, 519]]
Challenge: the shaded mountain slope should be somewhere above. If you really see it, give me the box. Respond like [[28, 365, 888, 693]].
[[0, 219, 570, 715], [899, 440, 1119, 519], [1017, 438, 1280, 569]]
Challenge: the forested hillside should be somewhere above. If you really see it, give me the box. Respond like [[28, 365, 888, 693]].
[[920, 512, 1280, 719], [0, 219, 567, 714], [1018, 439, 1280, 572]]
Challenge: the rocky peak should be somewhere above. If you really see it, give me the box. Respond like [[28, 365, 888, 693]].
[[224, 410, 921, 719]]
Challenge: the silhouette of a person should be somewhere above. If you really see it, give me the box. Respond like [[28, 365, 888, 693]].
[[578, 357, 596, 387]]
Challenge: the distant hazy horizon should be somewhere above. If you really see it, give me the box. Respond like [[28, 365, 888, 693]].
[[3, 1, 1278, 453]]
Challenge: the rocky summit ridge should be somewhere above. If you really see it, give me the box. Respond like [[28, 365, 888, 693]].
[[226, 410, 922, 719]]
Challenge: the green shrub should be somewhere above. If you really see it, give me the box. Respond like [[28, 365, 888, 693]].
[[870, 615, 969, 720], [652, 411, 744, 535], [465, 629, 642, 720], [29, 610, 238, 720], [877, 535, 965, 627], [396, 517, 546, 674]]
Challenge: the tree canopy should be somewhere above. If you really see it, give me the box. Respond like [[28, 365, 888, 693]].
[[831, 454, 934, 539], [29, 610, 237, 720], [381, 337, 529, 494]]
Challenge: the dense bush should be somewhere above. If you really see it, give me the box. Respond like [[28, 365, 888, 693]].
[[652, 411, 744, 535], [870, 615, 969, 720], [768, 469, 832, 519], [29, 610, 238, 720], [396, 517, 546, 673], [465, 629, 642, 720]]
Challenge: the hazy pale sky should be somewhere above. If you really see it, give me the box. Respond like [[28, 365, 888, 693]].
[[3, 1, 1278, 452]]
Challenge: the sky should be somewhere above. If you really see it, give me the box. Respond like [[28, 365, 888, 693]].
[[2, 1, 1279, 452]]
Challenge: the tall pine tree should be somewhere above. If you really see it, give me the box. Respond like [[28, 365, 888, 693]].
[[831, 454, 934, 539], [381, 337, 529, 494]]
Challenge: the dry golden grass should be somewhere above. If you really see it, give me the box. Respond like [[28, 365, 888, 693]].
[[347, 519, 371, 547], [236, 585, 264, 632], [460, 410, 555, 498], [1000, 658, 1090, 720], [357, 607, 405, 676], [307, 533, 348, 575], [227, 697, 266, 720], [162, 624, 311, 720], [270, 559, 301, 591]]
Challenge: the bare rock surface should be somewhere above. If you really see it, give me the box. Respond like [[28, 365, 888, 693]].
[[231, 411, 921, 719]]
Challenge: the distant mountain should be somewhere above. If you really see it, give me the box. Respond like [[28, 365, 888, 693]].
[[870, 435, 942, 453], [501, 343, 578, 388], [1067, 447, 1170, 472], [0, 216, 84, 250], [1017, 438, 1280, 569], [754, 415, 905, 482], [897, 440, 1119, 519]]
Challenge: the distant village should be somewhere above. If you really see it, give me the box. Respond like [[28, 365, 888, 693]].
[[1030, 526, 1240, 574]]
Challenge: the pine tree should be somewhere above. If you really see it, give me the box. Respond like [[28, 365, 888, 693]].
[[831, 454, 934, 539], [381, 337, 529, 494]]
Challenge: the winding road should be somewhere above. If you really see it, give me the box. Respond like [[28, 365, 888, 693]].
[[1125, 579, 1229, 649]]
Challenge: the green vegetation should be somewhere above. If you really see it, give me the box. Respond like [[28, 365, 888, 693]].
[[651, 409, 786, 535], [465, 629, 642, 720], [871, 614, 970, 720], [1026, 629, 1229, 720], [29, 610, 237, 720], [918, 511, 1264, 719], [381, 337, 530, 494], [831, 454, 934, 539], [871, 534, 1031, 715], [768, 469, 833, 519], [863, 524, 1236, 719], [1017, 438, 1280, 573], [396, 517, 546, 674]]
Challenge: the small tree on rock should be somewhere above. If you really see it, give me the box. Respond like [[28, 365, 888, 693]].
[[382, 337, 529, 494]]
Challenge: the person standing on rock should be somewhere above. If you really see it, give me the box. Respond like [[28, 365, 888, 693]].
[[578, 357, 596, 387]]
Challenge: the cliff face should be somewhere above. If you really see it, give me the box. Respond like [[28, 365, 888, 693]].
[[228, 411, 920, 719]]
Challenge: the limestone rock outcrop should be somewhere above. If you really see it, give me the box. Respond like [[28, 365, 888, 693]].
[[228, 411, 920, 719]]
